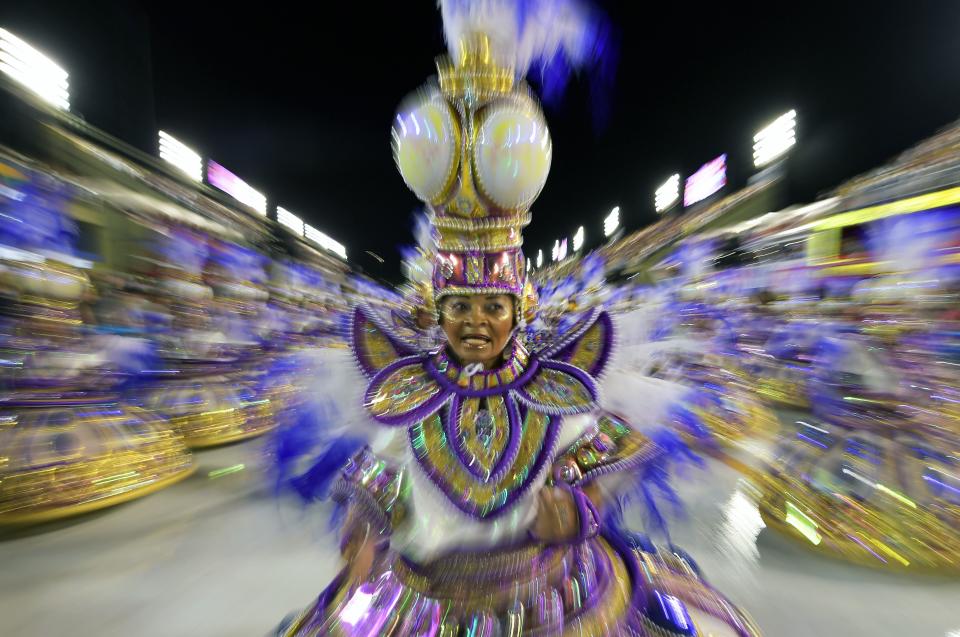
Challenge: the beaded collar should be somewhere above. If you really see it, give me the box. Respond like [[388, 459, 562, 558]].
[[425, 340, 538, 397]]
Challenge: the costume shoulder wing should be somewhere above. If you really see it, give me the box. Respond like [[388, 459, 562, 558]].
[[514, 358, 599, 416], [542, 309, 615, 378], [364, 355, 449, 426], [350, 304, 417, 378]]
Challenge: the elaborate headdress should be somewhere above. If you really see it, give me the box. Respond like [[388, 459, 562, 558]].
[[391, 0, 605, 320]]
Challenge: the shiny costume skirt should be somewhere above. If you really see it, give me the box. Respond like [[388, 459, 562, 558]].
[[277, 532, 761, 637]]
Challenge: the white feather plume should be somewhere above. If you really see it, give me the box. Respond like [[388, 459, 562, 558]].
[[439, 0, 595, 77]]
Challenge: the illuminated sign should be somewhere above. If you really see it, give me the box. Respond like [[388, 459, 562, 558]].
[[684, 155, 726, 207], [206, 160, 267, 215]]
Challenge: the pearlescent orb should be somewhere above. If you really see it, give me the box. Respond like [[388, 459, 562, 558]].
[[474, 108, 552, 210], [393, 99, 458, 203]]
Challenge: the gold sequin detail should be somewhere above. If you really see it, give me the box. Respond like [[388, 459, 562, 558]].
[[566, 317, 609, 373], [465, 254, 484, 284], [413, 410, 551, 516], [367, 364, 442, 419], [522, 368, 594, 412], [459, 396, 510, 478], [358, 323, 403, 374], [436, 227, 523, 252]]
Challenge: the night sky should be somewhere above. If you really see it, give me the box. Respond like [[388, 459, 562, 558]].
[[4, 1, 960, 281]]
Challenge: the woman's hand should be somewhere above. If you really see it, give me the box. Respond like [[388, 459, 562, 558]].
[[530, 482, 605, 544], [530, 486, 580, 544], [340, 513, 378, 586], [343, 534, 376, 586]]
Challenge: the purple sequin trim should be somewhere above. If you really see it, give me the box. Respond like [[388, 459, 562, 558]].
[[593, 311, 616, 378], [603, 529, 651, 617], [574, 439, 667, 488], [573, 487, 601, 541]]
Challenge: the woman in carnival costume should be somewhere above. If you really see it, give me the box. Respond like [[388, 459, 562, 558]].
[[272, 2, 761, 634]]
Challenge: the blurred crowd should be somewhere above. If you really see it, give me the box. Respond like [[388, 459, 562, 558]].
[[0, 119, 407, 522]]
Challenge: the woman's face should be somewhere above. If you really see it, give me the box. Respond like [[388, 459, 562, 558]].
[[440, 294, 515, 369], [415, 308, 435, 329]]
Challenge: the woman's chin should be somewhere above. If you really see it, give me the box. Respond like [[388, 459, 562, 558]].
[[453, 348, 497, 368]]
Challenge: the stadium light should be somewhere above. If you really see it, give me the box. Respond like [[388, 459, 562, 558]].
[[536, 249, 543, 268], [551, 239, 560, 262], [572, 226, 585, 252], [276, 206, 304, 235], [603, 206, 620, 237], [753, 109, 796, 168], [158, 131, 203, 182], [305, 223, 347, 260], [558, 239, 568, 261], [655, 174, 680, 213], [0, 28, 69, 110]]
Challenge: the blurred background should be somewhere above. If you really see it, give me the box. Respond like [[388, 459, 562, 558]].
[[1, 2, 960, 636]]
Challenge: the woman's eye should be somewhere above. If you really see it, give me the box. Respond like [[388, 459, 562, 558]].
[[487, 303, 503, 313]]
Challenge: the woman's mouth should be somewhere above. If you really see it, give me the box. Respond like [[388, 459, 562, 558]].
[[461, 334, 492, 349]]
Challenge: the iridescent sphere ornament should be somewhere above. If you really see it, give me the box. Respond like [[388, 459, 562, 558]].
[[392, 92, 460, 205], [473, 105, 552, 211]]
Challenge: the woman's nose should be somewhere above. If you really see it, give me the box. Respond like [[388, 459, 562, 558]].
[[467, 304, 487, 324]]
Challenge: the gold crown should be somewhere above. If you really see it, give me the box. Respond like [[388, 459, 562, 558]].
[[430, 33, 540, 255], [437, 33, 514, 102]]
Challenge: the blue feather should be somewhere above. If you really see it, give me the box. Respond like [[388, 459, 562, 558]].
[[611, 426, 703, 541], [672, 406, 714, 448], [605, 509, 657, 554], [268, 353, 364, 503], [289, 437, 366, 503], [639, 481, 670, 539]]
